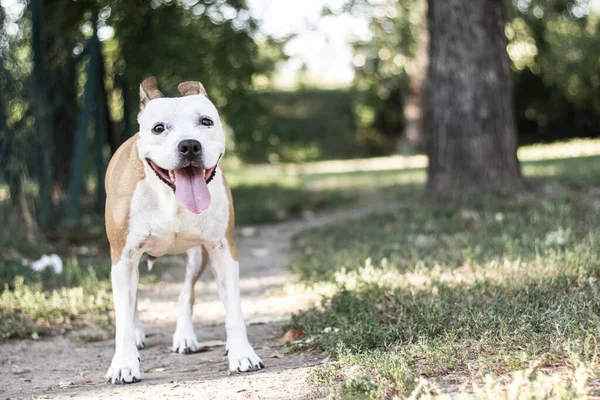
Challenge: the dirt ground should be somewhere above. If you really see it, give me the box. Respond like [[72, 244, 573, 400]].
[[0, 203, 399, 400]]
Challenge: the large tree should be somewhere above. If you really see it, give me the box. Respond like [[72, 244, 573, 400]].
[[2, 0, 275, 231], [425, 0, 527, 200]]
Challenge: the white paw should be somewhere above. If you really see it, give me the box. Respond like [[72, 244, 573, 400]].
[[105, 349, 141, 384], [135, 325, 146, 349], [227, 338, 264, 372], [172, 322, 199, 354]]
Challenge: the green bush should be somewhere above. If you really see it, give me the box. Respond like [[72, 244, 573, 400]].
[[0, 276, 112, 339], [232, 90, 360, 163]]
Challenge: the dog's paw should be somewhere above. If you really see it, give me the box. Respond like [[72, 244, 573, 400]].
[[105, 350, 141, 384], [172, 324, 199, 354], [135, 326, 146, 349], [227, 339, 264, 373]]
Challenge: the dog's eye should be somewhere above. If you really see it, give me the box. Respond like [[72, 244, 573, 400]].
[[201, 117, 213, 127], [152, 123, 165, 134]]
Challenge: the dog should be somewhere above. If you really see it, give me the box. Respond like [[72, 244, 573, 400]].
[[104, 77, 264, 384]]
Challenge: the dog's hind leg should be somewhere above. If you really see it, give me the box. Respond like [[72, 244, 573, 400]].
[[134, 299, 146, 349], [172, 246, 208, 353]]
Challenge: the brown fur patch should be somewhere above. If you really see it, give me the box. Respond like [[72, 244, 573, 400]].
[[105, 134, 145, 264], [178, 81, 208, 97], [140, 77, 164, 107]]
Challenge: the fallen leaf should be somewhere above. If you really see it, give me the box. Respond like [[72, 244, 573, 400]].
[[280, 328, 303, 342], [11, 366, 31, 375], [196, 340, 226, 350]]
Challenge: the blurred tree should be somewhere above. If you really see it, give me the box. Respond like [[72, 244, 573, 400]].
[[110, 0, 271, 139], [2, 0, 277, 231], [31, 0, 53, 231], [345, 0, 600, 156], [508, 0, 600, 143], [425, 0, 527, 200], [1, 0, 41, 242], [235, 89, 357, 163], [331, 0, 425, 156]]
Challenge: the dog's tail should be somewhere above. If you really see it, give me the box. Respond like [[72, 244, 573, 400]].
[[147, 255, 156, 271]]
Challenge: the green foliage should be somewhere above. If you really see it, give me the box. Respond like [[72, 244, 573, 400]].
[[111, 0, 274, 138], [287, 150, 600, 398], [0, 252, 168, 340], [0, 274, 112, 339], [1, 0, 281, 231], [509, 0, 600, 143], [338, 0, 600, 150], [232, 90, 358, 163], [0, 257, 110, 293], [328, 0, 423, 153]]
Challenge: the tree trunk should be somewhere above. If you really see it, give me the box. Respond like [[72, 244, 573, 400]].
[[50, 57, 78, 195], [425, 0, 526, 200], [400, 0, 428, 155], [31, 0, 55, 230]]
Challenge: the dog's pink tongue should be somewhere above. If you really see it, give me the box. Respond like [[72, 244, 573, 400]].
[[174, 167, 211, 214]]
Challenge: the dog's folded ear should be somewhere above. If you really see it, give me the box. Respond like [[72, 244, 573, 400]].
[[178, 81, 208, 97], [140, 76, 164, 108]]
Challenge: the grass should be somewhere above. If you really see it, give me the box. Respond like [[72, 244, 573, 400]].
[[230, 183, 355, 225], [228, 138, 600, 226], [0, 255, 168, 340], [283, 140, 600, 398], [0, 275, 113, 339], [2, 136, 600, 381]]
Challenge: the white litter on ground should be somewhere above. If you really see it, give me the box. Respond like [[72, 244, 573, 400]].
[[27, 253, 63, 274]]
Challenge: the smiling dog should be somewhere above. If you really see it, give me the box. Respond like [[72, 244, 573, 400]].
[[104, 77, 263, 384]]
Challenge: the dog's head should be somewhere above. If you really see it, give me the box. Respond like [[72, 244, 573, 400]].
[[136, 76, 225, 214]]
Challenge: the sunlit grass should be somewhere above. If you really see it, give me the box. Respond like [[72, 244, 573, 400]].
[[309, 354, 595, 399], [227, 138, 600, 180], [518, 138, 600, 161], [3, 138, 600, 360], [290, 194, 600, 397], [0, 256, 164, 339], [285, 140, 600, 398], [227, 139, 600, 225], [0, 274, 113, 339]]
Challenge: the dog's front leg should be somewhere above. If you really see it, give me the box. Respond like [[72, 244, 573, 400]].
[[208, 239, 264, 372], [106, 249, 141, 384], [172, 246, 207, 353]]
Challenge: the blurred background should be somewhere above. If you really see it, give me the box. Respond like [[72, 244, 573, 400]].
[[3, 0, 600, 242], [2, 1, 600, 396], [0, 0, 600, 238]]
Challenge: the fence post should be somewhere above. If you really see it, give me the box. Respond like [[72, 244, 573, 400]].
[[66, 13, 100, 223], [31, 0, 54, 231], [94, 70, 108, 210]]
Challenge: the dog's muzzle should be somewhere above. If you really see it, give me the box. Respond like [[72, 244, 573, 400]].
[[146, 154, 221, 214]]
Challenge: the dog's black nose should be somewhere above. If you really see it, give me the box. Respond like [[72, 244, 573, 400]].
[[178, 139, 202, 160]]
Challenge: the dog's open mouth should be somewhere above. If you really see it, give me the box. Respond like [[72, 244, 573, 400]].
[[146, 159, 217, 214]]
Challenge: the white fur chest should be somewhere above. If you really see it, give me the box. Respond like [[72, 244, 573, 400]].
[[127, 168, 230, 257]]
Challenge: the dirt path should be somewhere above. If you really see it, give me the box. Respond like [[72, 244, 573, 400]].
[[0, 203, 400, 400]]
